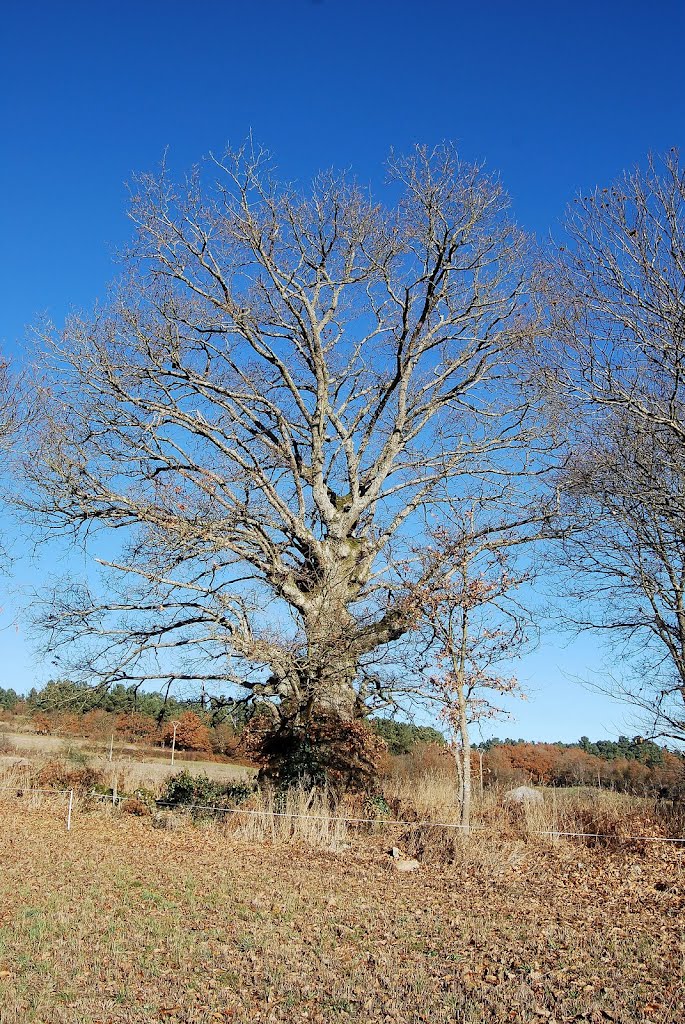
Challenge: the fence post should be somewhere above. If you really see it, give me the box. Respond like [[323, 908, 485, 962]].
[[66, 789, 74, 832]]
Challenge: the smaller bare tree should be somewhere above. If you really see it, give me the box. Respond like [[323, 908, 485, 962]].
[[408, 515, 535, 832]]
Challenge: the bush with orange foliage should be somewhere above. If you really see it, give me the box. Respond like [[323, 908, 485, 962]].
[[161, 711, 212, 753], [37, 759, 104, 793], [115, 712, 159, 743], [80, 709, 113, 739], [50, 712, 81, 737], [385, 741, 453, 784], [32, 712, 53, 736]]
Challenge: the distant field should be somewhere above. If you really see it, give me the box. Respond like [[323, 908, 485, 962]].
[[0, 730, 93, 753], [0, 799, 682, 1024], [0, 728, 254, 786]]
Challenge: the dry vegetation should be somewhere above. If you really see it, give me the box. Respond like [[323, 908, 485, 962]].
[[0, 756, 684, 1024], [0, 728, 253, 790]]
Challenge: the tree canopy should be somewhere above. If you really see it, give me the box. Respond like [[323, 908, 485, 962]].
[[20, 143, 556, 780], [542, 151, 685, 741]]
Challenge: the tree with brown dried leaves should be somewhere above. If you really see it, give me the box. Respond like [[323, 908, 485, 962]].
[[407, 511, 536, 832]]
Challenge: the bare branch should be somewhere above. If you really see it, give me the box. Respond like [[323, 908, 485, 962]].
[[21, 142, 556, 737]]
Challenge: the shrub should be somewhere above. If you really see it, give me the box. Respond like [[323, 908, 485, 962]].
[[161, 711, 212, 753], [250, 714, 387, 794], [385, 741, 453, 784], [55, 712, 83, 736], [81, 709, 113, 739], [37, 759, 105, 793], [160, 770, 254, 814], [32, 712, 53, 736], [115, 711, 159, 742], [121, 797, 151, 816], [566, 802, 663, 852]]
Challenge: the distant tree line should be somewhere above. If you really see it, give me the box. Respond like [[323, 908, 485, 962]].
[[477, 734, 669, 767], [370, 718, 445, 756], [20, 679, 245, 725], [2, 681, 682, 796], [479, 740, 683, 797], [1, 680, 446, 759]]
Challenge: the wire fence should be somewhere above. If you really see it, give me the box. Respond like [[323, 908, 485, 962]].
[[0, 785, 74, 831], [1, 786, 683, 844], [153, 800, 685, 844]]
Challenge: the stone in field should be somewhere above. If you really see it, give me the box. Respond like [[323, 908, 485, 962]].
[[389, 846, 420, 872], [503, 785, 543, 806]]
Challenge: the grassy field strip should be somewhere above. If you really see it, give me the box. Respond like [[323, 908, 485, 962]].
[[153, 799, 685, 844], [0, 806, 683, 1023], [0, 731, 254, 785]]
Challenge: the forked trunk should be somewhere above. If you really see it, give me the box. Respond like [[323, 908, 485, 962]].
[[256, 599, 382, 791]]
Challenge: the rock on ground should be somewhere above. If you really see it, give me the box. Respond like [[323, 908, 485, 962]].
[[503, 785, 544, 805]]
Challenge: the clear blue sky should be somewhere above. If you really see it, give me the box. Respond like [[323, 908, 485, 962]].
[[1, 0, 683, 740]]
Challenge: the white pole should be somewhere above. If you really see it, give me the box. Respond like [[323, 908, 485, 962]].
[[67, 789, 74, 832], [171, 722, 178, 766], [109, 733, 114, 762]]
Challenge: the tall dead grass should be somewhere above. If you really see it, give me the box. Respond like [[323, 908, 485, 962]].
[[385, 771, 683, 862], [0, 761, 40, 794], [231, 785, 349, 848], [0, 762, 74, 822], [3, 749, 681, 859], [160, 784, 350, 850]]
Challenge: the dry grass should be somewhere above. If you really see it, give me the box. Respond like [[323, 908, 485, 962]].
[[383, 767, 683, 846], [153, 786, 351, 852], [0, 730, 254, 793], [382, 765, 460, 822], [226, 786, 350, 850], [0, 757, 684, 1024]]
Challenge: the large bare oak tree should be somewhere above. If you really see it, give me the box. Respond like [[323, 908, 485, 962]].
[[23, 144, 546, 766]]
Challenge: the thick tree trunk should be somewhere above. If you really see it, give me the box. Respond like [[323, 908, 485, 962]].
[[257, 621, 378, 791], [258, 535, 410, 787], [298, 620, 361, 722], [278, 534, 374, 723]]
